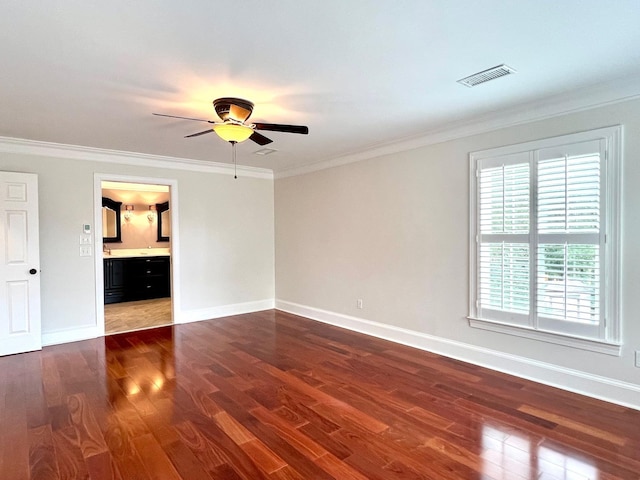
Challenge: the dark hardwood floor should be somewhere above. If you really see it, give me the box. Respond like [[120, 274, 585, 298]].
[[1, 309, 639, 479]]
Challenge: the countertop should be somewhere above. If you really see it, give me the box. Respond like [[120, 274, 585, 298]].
[[103, 248, 170, 258]]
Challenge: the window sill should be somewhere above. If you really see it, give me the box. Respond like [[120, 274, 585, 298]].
[[467, 317, 622, 356]]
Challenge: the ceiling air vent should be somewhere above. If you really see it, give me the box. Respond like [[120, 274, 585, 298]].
[[253, 148, 278, 156], [457, 64, 517, 87]]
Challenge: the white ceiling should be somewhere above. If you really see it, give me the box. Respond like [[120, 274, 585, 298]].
[[2, 1, 640, 174]]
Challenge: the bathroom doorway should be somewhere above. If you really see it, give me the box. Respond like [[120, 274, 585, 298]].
[[94, 174, 180, 336]]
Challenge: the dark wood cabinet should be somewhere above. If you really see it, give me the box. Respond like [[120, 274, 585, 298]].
[[104, 256, 170, 304], [127, 257, 170, 301], [104, 258, 125, 304]]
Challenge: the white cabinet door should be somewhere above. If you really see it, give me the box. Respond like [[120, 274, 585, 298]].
[[0, 171, 41, 356]]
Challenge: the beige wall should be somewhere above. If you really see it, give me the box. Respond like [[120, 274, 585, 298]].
[[0, 152, 275, 335], [102, 188, 170, 250], [275, 97, 640, 390]]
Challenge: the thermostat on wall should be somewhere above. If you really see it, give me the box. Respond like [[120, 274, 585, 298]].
[[83, 224, 91, 234]]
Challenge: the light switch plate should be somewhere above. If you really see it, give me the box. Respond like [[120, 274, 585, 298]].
[[80, 245, 92, 257], [80, 235, 92, 245]]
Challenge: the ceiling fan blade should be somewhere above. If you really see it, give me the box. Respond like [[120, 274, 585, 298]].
[[249, 131, 273, 146], [185, 129, 215, 138], [153, 113, 214, 123], [253, 123, 309, 135]]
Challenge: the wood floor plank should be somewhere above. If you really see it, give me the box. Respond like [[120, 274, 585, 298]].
[[213, 411, 258, 445], [28, 425, 60, 480], [66, 394, 109, 460], [298, 422, 353, 460], [518, 404, 628, 446], [250, 405, 328, 460], [41, 354, 66, 408], [51, 426, 90, 480], [173, 420, 228, 472], [313, 452, 370, 480], [83, 451, 121, 480], [238, 439, 287, 475], [162, 440, 214, 480], [238, 416, 336, 480], [1, 371, 31, 480], [1, 309, 640, 479], [257, 362, 390, 433], [132, 433, 181, 480]]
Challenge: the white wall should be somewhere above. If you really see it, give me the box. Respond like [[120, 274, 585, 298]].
[[0, 150, 275, 338], [275, 97, 640, 408]]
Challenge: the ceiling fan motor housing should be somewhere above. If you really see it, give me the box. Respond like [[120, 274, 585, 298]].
[[213, 97, 254, 123]]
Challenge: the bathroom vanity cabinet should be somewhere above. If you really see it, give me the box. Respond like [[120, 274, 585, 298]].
[[104, 258, 126, 304], [104, 256, 170, 304]]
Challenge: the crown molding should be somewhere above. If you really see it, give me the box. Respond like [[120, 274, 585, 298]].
[[0, 136, 273, 180], [3, 73, 640, 182], [275, 74, 640, 179]]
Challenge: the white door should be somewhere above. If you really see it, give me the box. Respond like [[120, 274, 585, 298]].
[[0, 171, 41, 356]]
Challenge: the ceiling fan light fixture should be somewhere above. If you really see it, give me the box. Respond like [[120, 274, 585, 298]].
[[213, 123, 254, 143]]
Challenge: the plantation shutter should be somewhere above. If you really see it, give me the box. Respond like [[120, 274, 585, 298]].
[[476, 152, 531, 326], [535, 140, 605, 338], [470, 126, 620, 348]]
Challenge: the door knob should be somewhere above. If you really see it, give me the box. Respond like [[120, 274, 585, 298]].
[[29, 268, 38, 275]]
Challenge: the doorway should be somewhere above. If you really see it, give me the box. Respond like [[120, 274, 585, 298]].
[[94, 174, 180, 336]]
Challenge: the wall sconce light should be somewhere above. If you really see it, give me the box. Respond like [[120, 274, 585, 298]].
[[147, 205, 156, 222], [124, 205, 134, 221]]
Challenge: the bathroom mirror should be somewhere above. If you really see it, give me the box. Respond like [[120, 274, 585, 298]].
[[102, 197, 122, 243], [156, 201, 170, 242]]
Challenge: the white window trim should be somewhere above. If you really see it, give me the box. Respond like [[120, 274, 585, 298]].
[[468, 125, 622, 355], [468, 317, 621, 356]]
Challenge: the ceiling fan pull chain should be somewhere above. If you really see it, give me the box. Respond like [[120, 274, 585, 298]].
[[231, 141, 237, 179]]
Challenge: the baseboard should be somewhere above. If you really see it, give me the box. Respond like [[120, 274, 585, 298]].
[[42, 325, 99, 347], [177, 299, 275, 324], [40, 299, 274, 346], [275, 299, 640, 411]]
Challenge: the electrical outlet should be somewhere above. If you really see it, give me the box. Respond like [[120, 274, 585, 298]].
[[635, 350, 640, 368], [357, 299, 363, 309]]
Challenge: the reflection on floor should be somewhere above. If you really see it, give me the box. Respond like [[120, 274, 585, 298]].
[[3, 310, 638, 479], [105, 297, 172, 334]]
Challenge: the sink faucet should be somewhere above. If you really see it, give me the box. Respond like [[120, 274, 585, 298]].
[[103, 243, 111, 255]]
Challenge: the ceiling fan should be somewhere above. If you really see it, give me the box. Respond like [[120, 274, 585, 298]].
[[153, 97, 309, 146]]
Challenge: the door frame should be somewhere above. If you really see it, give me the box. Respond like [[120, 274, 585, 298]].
[[94, 173, 181, 336]]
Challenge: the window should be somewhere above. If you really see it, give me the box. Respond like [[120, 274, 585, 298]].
[[469, 127, 621, 354]]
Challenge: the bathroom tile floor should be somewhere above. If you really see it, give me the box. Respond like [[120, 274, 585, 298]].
[[105, 297, 172, 334]]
